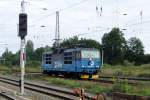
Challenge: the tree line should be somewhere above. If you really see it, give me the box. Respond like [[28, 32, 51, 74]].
[[1, 27, 150, 66]]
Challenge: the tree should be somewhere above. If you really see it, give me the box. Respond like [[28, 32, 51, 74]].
[[2, 48, 14, 65], [33, 47, 45, 61], [142, 54, 150, 64], [80, 38, 101, 50], [125, 37, 144, 65], [11, 52, 20, 65], [102, 28, 126, 65], [59, 36, 79, 48], [26, 40, 34, 61], [44, 45, 52, 52], [59, 36, 101, 50]]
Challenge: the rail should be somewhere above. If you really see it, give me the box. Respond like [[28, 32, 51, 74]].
[[0, 76, 93, 100], [0, 92, 15, 100], [100, 76, 150, 81]]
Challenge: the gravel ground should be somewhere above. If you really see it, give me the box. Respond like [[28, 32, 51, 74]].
[[0, 81, 63, 100], [0, 96, 9, 100], [0, 74, 111, 100]]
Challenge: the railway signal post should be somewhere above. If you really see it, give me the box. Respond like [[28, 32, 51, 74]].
[[18, 0, 27, 95]]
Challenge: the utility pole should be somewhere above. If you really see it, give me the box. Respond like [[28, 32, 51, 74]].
[[55, 11, 60, 48], [101, 49, 104, 67], [18, 0, 27, 95]]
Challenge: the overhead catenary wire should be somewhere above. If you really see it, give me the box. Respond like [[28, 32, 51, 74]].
[[0, 0, 91, 32], [96, 0, 103, 16], [1, 0, 150, 45], [31, 0, 90, 23]]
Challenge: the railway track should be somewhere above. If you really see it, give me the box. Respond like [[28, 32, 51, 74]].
[[22, 73, 150, 85], [23, 72, 150, 82], [0, 74, 150, 100], [13, 72, 150, 88], [0, 92, 15, 100], [0, 76, 94, 100], [100, 76, 150, 81]]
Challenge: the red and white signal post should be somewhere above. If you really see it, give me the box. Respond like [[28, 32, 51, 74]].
[[18, 0, 27, 95]]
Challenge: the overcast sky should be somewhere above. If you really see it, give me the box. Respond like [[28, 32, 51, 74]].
[[0, 0, 150, 55]]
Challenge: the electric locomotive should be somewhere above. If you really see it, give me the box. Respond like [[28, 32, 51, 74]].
[[41, 48, 102, 79]]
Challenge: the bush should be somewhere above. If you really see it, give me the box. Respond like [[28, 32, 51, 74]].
[[114, 69, 123, 76], [112, 79, 133, 93], [103, 64, 112, 68], [26, 60, 41, 67], [123, 60, 134, 66], [138, 73, 150, 78]]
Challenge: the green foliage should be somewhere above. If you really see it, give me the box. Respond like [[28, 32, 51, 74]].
[[38, 76, 111, 94], [44, 45, 52, 52], [59, 36, 102, 50], [141, 54, 150, 64], [1, 40, 51, 67], [125, 37, 144, 65], [27, 75, 150, 96], [100, 64, 150, 77], [0, 28, 149, 67], [112, 79, 133, 93], [26, 60, 41, 67], [60, 36, 79, 48], [26, 40, 34, 61], [102, 28, 126, 65], [123, 60, 134, 66], [2, 48, 19, 66], [33, 47, 45, 61], [139, 87, 150, 96]]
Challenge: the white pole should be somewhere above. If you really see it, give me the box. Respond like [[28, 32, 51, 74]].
[[21, 0, 25, 13], [101, 49, 104, 67], [55, 11, 60, 47], [20, 0, 26, 95], [20, 39, 25, 95]]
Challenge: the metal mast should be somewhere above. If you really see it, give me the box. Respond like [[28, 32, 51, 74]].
[[55, 11, 60, 48], [20, 0, 26, 95], [21, 0, 25, 13]]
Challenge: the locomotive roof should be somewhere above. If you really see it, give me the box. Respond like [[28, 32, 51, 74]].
[[64, 48, 99, 52], [43, 48, 99, 54], [43, 51, 53, 54]]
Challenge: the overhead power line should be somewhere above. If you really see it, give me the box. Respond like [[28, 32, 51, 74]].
[[126, 19, 150, 27], [31, 0, 90, 23]]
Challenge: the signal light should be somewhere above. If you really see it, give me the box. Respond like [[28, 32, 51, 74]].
[[19, 13, 27, 39]]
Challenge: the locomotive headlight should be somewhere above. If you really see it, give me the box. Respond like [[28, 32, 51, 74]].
[[82, 66, 85, 68], [96, 66, 99, 68]]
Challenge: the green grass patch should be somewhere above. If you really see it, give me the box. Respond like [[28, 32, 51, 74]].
[[0, 65, 42, 74], [28, 76, 150, 96], [100, 64, 150, 77], [34, 76, 112, 94], [1, 64, 150, 96]]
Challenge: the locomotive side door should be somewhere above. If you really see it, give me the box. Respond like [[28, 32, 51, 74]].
[[75, 51, 81, 72], [74, 51, 77, 72]]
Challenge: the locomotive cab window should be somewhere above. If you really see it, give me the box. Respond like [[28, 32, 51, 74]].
[[81, 50, 100, 58], [44, 53, 51, 64], [64, 52, 72, 64], [75, 51, 81, 59]]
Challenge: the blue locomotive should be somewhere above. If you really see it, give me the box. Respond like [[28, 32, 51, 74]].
[[41, 48, 102, 79]]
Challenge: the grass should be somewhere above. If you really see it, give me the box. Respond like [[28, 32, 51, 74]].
[[1, 64, 149, 77], [0, 64, 150, 96], [99, 64, 150, 77], [33, 76, 112, 94], [27, 75, 150, 96], [0, 64, 42, 74]]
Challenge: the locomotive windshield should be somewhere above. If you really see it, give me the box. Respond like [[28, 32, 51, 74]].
[[81, 50, 100, 58]]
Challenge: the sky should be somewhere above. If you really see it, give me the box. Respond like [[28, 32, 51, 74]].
[[0, 0, 150, 55]]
